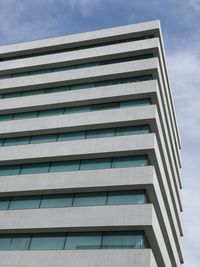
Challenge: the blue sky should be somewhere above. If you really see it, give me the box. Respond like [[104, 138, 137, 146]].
[[0, 0, 200, 265]]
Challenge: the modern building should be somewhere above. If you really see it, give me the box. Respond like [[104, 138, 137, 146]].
[[0, 20, 183, 267]]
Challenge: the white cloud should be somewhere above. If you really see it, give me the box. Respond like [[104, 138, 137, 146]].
[[188, 0, 200, 11], [168, 39, 200, 266], [69, 0, 101, 17]]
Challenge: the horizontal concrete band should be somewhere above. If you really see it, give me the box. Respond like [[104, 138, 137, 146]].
[[0, 134, 183, 257], [0, 58, 182, 180], [0, 166, 155, 195], [0, 59, 159, 93], [0, 204, 153, 231], [0, 20, 160, 57], [0, 85, 182, 198], [0, 56, 182, 181], [0, 80, 157, 113], [0, 165, 183, 264], [0, 131, 182, 229], [0, 249, 157, 267], [0, 132, 156, 164], [0, 39, 160, 74], [0, 105, 157, 137], [0, 204, 172, 267], [0, 82, 182, 213], [0, 125, 182, 221]]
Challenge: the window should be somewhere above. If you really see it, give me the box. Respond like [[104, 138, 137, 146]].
[[13, 111, 38, 120], [58, 131, 85, 142], [30, 233, 66, 250], [112, 155, 149, 168], [80, 158, 112, 170], [3, 136, 30, 146], [0, 197, 9, 210], [86, 128, 115, 139], [40, 194, 73, 208], [38, 109, 64, 117], [0, 190, 148, 210], [0, 165, 20, 176], [20, 163, 50, 174], [102, 231, 145, 249], [116, 125, 150, 136], [9, 235, 31, 250], [64, 106, 90, 114], [107, 190, 146, 205], [73, 192, 107, 207], [65, 232, 102, 250], [50, 161, 80, 172], [30, 134, 57, 144], [0, 231, 148, 250], [9, 196, 41, 210]]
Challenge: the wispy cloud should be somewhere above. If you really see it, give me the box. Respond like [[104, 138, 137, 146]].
[[188, 0, 200, 11], [68, 0, 101, 17]]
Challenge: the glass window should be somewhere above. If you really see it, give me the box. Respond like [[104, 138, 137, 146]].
[[80, 158, 111, 170], [45, 86, 69, 93], [64, 106, 90, 114], [13, 111, 38, 120], [30, 233, 66, 250], [120, 99, 151, 108], [50, 161, 80, 172], [0, 197, 10, 210], [9, 235, 31, 250], [86, 128, 115, 139], [39, 109, 64, 117], [21, 89, 46, 96], [12, 72, 30, 77], [107, 190, 146, 205], [70, 83, 95, 90], [54, 66, 75, 72], [112, 155, 149, 168], [102, 232, 144, 248], [20, 163, 50, 174], [0, 235, 12, 250], [0, 114, 13, 121], [31, 69, 50, 75], [116, 125, 150, 136], [0, 75, 8, 79], [65, 232, 101, 250], [30, 134, 57, 144], [9, 196, 41, 210], [3, 92, 21, 98], [96, 80, 119, 87], [40, 194, 73, 208], [73, 192, 107, 207], [58, 131, 85, 142], [0, 139, 4, 147], [76, 62, 100, 69], [91, 102, 119, 111], [0, 165, 21, 176], [3, 136, 30, 147]]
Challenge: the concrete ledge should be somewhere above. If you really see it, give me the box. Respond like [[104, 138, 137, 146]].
[[0, 249, 157, 267], [0, 205, 171, 267], [0, 39, 159, 74], [0, 133, 156, 164], [0, 204, 153, 231], [0, 166, 183, 265], [0, 105, 157, 138], [0, 20, 160, 57], [0, 59, 158, 93], [0, 80, 157, 113]]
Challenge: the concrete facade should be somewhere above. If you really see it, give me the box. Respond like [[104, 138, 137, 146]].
[[0, 20, 183, 266]]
